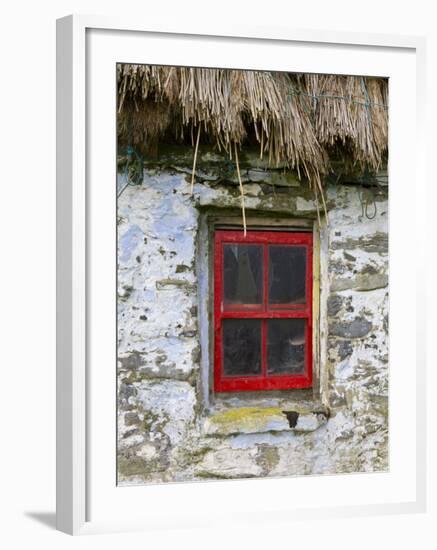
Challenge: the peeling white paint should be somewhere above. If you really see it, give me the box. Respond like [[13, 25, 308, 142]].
[[117, 166, 389, 484]]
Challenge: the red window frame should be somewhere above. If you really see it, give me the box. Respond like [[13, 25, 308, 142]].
[[214, 229, 313, 392]]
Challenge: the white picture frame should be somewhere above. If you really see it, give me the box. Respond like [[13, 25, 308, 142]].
[[56, 14, 427, 535]]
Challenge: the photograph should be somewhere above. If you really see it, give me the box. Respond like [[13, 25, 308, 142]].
[[116, 65, 389, 485]]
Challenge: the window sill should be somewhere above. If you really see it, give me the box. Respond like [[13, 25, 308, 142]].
[[202, 404, 329, 436]]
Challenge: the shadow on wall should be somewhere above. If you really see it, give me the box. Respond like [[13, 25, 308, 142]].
[[24, 511, 56, 530]]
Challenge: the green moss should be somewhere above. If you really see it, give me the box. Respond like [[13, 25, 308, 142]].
[[118, 456, 149, 478], [269, 171, 301, 187], [196, 469, 258, 480], [121, 370, 139, 384], [256, 445, 280, 474], [142, 411, 168, 433], [195, 471, 235, 480], [181, 446, 214, 465]]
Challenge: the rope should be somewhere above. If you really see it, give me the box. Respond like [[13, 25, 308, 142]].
[[234, 142, 247, 237], [191, 125, 201, 194]]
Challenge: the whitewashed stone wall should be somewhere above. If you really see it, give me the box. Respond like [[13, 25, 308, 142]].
[[117, 150, 388, 484]]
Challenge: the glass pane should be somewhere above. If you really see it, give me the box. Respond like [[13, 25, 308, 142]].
[[223, 319, 262, 376], [268, 245, 306, 305], [267, 319, 306, 375], [224, 244, 262, 306]]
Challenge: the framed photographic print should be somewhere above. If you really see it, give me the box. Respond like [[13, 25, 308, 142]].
[[56, 15, 427, 535]]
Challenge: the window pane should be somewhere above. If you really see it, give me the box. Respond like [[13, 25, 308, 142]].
[[224, 244, 262, 306], [268, 245, 306, 305], [267, 319, 306, 375], [223, 319, 262, 376]]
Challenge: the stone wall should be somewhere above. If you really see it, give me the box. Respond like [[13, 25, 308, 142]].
[[117, 148, 389, 484]]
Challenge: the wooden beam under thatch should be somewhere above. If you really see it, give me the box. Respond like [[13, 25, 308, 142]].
[[117, 64, 388, 194]]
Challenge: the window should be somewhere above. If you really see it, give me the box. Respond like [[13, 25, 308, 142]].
[[214, 230, 313, 392]]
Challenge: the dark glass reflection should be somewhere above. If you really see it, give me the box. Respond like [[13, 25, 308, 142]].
[[267, 319, 306, 375], [224, 244, 262, 306], [223, 319, 262, 376], [268, 246, 306, 305]]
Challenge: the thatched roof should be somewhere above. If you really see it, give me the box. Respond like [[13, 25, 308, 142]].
[[117, 65, 388, 195]]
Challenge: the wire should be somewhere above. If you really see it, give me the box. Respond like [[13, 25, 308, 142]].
[[117, 145, 144, 198], [359, 187, 377, 220], [287, 89, 388, 110]]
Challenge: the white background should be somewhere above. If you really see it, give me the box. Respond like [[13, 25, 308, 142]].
[[0, 0, 435, 548]]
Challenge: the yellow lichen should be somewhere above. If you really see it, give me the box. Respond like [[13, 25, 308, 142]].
[[206, 407, 287, 434], [210, 407, 282, 424]]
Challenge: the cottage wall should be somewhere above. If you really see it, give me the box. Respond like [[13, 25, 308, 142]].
[[117, 149, 388, 484]]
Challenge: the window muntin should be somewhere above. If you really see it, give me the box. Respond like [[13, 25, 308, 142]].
[[214, 230, 313, 392]]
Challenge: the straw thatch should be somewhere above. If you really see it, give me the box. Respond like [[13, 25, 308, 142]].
[[117, 65, 388, 194]]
